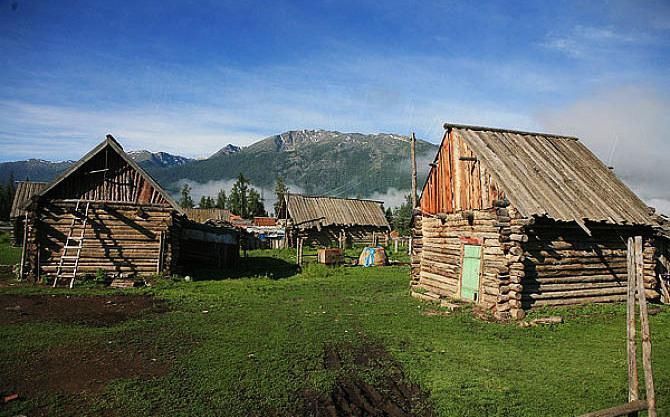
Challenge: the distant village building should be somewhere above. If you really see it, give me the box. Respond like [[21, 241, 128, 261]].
[[286, 194, 390, 248], [19, 135, 238, 285], [411, 123, 661, 319], [245, 217, 285, 249], [182, 208, 232, 224]]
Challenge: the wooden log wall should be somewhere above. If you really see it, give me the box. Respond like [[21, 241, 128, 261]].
[[411, 207, 511, 315], [31, 202, 175, 279], [420, 129, 505, 215], [521, 222, 659, 308]]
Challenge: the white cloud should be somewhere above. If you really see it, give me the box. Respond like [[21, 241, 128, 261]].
[[0, 100, 262, 160], [367, 188, 410, 210], [541, 25, 647, 58], [536, 86, 670, 215], [0, 50, 558, 162]]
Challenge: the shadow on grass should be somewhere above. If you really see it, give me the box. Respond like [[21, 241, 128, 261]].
[[182, 256, 299, 281]]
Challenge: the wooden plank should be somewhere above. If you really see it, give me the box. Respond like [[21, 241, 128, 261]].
[[19, 212, 28, 280], [626, 237, 639, 407], [578, 400, 647, 417]]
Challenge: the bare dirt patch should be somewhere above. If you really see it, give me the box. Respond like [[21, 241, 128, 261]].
[[0, 294, 167, 326], [2, 336, 171, 398], [304, 342, 435, 417]]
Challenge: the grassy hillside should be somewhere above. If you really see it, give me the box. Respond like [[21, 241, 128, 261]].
[[1, 248, 668, 417]]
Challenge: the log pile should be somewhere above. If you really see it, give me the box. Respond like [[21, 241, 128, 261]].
[[495, 205, 527, 320], [410, 214, 422, 287]]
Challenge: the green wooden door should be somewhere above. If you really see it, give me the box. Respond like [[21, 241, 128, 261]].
[[460, 245, 481, 302]]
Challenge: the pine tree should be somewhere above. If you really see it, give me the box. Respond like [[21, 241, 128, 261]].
[[385, 207, 393, 227], [0, 173, 15, 221], [392, 194, 413, 236], [215, 189, 227, 209], [179, 184, 194, 208], [273, 177, 288, 217], [229, 184, 241, 215], [228, 173, 249, 217], [0, 183, 7, 221], [199, 195, 215, 209], [248, 189, 267, 218]]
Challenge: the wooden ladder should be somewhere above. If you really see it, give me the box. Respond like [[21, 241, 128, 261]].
[[54, 201, 90, 288]]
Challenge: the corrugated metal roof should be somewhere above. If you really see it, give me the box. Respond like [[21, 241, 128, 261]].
[[10, 181, 48, 218], [287, 194, 390, 230], [446, 123, 652, 225], [184, 208, 232, 223], [253, 217, 277, 227]]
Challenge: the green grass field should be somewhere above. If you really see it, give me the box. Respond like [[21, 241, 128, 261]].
[[0, 232, 21, 265], [0, 239, 668, 416]]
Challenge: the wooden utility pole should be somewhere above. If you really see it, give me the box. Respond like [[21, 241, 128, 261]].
[[410, 132, 417, 209], [580, 236, 656, 417]]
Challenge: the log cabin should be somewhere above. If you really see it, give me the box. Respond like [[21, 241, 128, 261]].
[[411, 123, 661, 320], [286, 194, 390, 248], [19, 135, 239, 285]]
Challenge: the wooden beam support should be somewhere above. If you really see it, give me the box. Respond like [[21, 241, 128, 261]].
[[411, 131, 417, 209], [579, 400, 647, 417], [626, 237, 639, 411]]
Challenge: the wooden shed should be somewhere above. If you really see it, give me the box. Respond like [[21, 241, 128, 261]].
[[286, 194, 390, 248], [411, 123, 660, 319], [183, 208, 232, 224], [19, 135, 239, 285], [9, 181, 47, 246]]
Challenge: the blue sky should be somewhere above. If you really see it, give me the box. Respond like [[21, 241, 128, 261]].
[[1, 0, 669, 210]]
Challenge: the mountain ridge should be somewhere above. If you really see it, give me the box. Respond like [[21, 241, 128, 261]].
[[0, 130, 438, 204]]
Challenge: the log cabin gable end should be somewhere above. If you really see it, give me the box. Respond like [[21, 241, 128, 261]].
[[420, 129, 507, 216], [34, 136, 181, 210]]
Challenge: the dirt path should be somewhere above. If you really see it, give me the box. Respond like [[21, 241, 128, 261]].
[[304, 342, 435, 417], [0, 294, 167, 326]]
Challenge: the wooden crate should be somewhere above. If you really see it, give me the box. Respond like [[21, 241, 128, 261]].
[[317, 248, 344, 265]]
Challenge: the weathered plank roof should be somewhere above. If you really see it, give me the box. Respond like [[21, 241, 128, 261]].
[[183, 208, 232, 223], [444, 123, 652, 226], [35, 135, 182, 213], [10, 181, 48, 218], [287, 194, 390, 231]]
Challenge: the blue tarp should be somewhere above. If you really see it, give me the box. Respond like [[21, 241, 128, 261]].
[[362, 247, 376, 267]]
